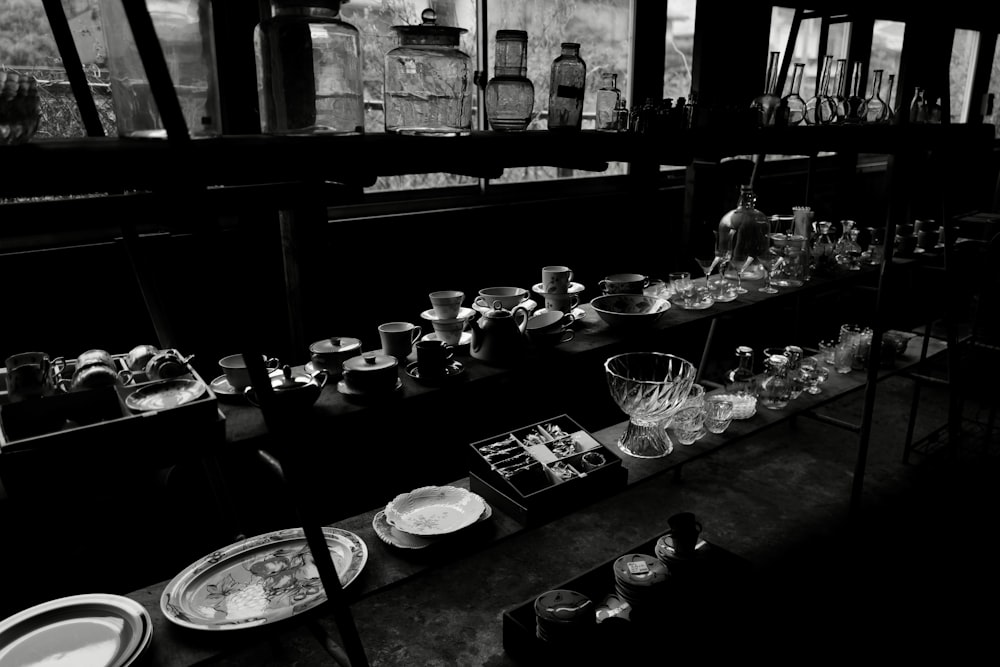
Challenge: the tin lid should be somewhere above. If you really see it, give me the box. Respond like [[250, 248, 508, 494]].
[[392, 8, 466, 46], [310, 336, 361, 355], [343, 352, 398, 372]]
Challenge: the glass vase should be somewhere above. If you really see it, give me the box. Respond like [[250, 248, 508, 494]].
[[485, 30, 534, 131], [863, 69, 888, 124], [547, 42, 586, 130], [751, 51, 782, 127], [780, 62, 807, 126]]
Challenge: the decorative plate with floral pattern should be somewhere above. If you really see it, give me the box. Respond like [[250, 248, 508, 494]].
[[383, 485, 487, 536], [161, 527, 367, 631]]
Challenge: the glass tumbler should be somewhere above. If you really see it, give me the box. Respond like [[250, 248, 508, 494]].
[[833, 341, 856, 374], [704, 396, 734, 433]]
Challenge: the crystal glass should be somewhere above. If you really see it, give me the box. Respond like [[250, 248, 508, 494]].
[[799, 356, 828, 395], [704, 396, 734, 433], [833, 341, 856, 374], [255, 0, 364, 135], [669, 271, 694, 307], [604, 352, 695, 458], [669, 406, 705, 446], [804, 55, 836, 125], [783, 345, 805, 399], [694, 254, 720, 288], [780, 62, 807, 126], [548, 43, 586, 130], [757, 249, 780, 294], [812, 221, 836, 275], [817, 339, 837, 365], [864, 69, 888, 124], [485, 30, 534, 131], [751, 51, 782, 127]]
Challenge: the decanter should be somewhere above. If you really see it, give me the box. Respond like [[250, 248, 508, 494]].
[[804, 55, 836, 125], [725, 346, 758, 398], [758, 354, 792, 410], [485, 29, 534, 131], [780, 62, 807, 126], [783, 345, 806, 400], [596, 72, 622, 132], [835, 224, 863, 270], [548, 42, 586, 130], [843, 61, 866, 123], [811, 220, 837, 275], [863, 68, 888, 123], [719, 184, 768, 282], [751, 51, 782, 127]]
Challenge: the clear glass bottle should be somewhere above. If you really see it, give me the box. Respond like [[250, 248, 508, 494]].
[[99, 0, 221, 138], [863, 68, 887, 124], [384, 8, 472, 136], [596, 72, 622, 132], [909, 86, 926, 123], [751, 51, 782, 127], [485, 30, 534, 131], [255, 0, 364, 135], [812, 220, 837, 275], [548, 42, 587, 130], [725, 346, 758, 398], [832, 58, 848, 123], [719, 185, 769, 282], [783, 345, 806, 400], [884, 73, 896, 123], [844, 61, 866, 123], [781, 62, 807, 126], [758, 354, 792, 410], [804, 55, 836, 125], [928, 97, 943, 123]]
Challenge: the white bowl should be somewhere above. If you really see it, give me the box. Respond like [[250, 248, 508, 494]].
[[384, 485, 487, 537], [590, 294, 670, 329]]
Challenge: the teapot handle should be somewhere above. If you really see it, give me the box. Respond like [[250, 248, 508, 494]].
[[512, 306, 529, 334]]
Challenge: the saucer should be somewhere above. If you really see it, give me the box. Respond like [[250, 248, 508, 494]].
[[336, 378, 403, 397], [654, 531, 709, 562], [405, 360, 464, 383], [531, 281, 585, 295], [420, 307, 475, 322], [533, 306, 587, 324], [471, 298, 537, 315], [210, 374, 241, 398], [420, 330, 472, 347], [670, 294, 715, 310]]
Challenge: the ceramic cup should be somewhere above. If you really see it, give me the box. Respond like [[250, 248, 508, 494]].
[[378, 322, 422, 362], [219, 353, 280, 390], [542, 292, 580, 313], [541, 266, 573, 294], [429, 290, 465, 319], [431, 317, 470, 346], [415, 340, 454, 378], [4, 351, 63, 402], [667, 511, 703, 557], [526, 310, 575, 334], [599, 273, 648, 295], [474, 286, 529, 310]]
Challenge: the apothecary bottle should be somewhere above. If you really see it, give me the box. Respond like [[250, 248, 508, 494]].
[[596, 72, 622, 132], [725, 346, 758, 398], [751, 51, 781, 127], [863, 69, 887, 124], [719, 184, 768, 281], [385, 8, 472, 136], [780, 62, 807, 126], [758, 354, 792, 410], [547, 42, 586, 130], [485, 30, 534, 131], [255, 0, 364, 135]]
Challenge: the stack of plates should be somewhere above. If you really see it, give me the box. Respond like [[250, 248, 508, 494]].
[[533, 589, 595, 643], [373, 485, 491, 550], [612, 553, 671, 610], [0, 593, 152, 667]]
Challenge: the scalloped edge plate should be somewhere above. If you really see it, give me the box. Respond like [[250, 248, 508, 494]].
[[384, 485, 488, 536], [372, 503, 492, 550]]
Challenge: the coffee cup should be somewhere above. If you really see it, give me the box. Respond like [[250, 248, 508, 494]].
[[542, 292, 580, 313], [309, 336, 362, 374], [429, 290, 465, 319], [4, 351, 64, 402], [599, 273, 648, 295], [378, 322, 422, 362], [342, 352, 399, 393], [474, 286, 529, 310], [667, 511, 703, 557], [219, 353, 280, 390], [431, 316, 470, 346], [541, 266, 573, 294], [415, 340, 454, 378]]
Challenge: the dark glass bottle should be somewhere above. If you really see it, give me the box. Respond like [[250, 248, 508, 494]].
[[548, 42, 586, 130], [843, 62, 866, 123]]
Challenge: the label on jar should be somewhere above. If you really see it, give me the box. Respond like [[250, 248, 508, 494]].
[[556, 85, 584, 100]]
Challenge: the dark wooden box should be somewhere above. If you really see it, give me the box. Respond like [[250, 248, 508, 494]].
[[467, 415, 627, 526]]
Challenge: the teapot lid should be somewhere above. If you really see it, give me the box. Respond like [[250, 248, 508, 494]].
[[392, 8, 466, 46], [343, 352, 398, 372], [482, 300, 512, 318], [310, 336, 361, 354]]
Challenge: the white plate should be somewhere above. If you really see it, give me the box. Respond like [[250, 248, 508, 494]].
[[419, 307, 476, 322], [471, 299, 537, 315], [0, 593, 152, 667], [384, 485, 488, 537], [161, 527, 368, 631], [372, 503, 492, 550], [125, 378, 206, 412], [420, 330, 472, 347], [531, 281, 586, 295]]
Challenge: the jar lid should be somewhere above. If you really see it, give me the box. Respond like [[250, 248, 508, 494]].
[[392, 8, 466, 46], [343, 352, 398, 372], [310, 336, 361, 354], [496, 29, 527, 41]]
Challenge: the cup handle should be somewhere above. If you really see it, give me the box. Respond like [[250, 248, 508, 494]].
[[117, 370, 134, 385], [598, 280, 607, 291], [473, 296, 486, 309], [560, 330, 575, 343], [264, 356, 280, 369], [49, 356, 66, 379], [562, 313, 576, 326], [244, 386, 260, 407], [411, 326, 422, 343], [313, 370, 330, 389]]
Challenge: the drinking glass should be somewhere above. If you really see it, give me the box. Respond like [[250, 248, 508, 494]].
[[756, 252, 779, 294], [833, 342, 856, 374], [704, 396, 734, 433], [817, 339, 837, 365], [669, 406, 705, 445], [669, 271, 694, 307], [731, 256, 753, 294], [798, 357, 821, 394], [694, 254, 719, 288]]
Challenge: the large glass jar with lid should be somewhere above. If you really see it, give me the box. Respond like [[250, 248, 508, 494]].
[[718, 184, 768, 281], [255, 0, 364, 135], [384, 8, 472, 136], [485, 30, 534, 131], [547, 42, 586, 130]]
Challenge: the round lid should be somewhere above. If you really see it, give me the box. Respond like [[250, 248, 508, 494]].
[[310, 336, 361, 354], [735, 345, 754, 356], [496, 29, 527, 41], [482, 300, 512, 318], [392, 8, 467, 46], [343, 352, 398, 372]]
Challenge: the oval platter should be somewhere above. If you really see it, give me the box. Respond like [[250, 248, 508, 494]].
[[161, 527, 367, 631]]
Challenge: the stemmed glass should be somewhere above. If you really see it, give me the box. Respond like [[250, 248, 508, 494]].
[[731, 256, 752, 294], [694, 254, 720, 289], [756, 251, 780, 294]]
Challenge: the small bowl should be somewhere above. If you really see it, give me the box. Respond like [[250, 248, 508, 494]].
[[714, 393, 756, 420], [590, 294, 670, 329]]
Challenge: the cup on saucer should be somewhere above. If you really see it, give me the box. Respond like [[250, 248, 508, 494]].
[[429, 290, 465, 319]]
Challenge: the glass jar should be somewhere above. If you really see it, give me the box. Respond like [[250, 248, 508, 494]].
[[596, 72, 622, 132], [751, 51, 781, 127], [485, 30, 534, 131], [547, 42, 586, 130], [99, 0, 221, 138], [384, 8, 472, 136], [255, 0, 364, 135], [863, 69, 888, 124], [719, 185, 768, 282], [725, 346, 758, 398], [758, 354, 792, 410], [780, 62, 807, 126]]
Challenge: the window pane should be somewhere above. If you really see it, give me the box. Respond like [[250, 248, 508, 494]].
[[663, 0, 695, 101], [988, 40, 1000, 138], [950, 28, 979, 124], [868, 20, 904, 117]]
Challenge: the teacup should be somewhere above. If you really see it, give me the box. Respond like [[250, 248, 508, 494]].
[[219, 353, 281, 390], [429, 290, 465, 319], [474, 286, 529, 310], [378, 322, 422, 362], [667, 511, 703, 557], [599, 273, 649, 295], [415, 340, 454, 378], [526, 310, 575, 334], [542, 292, 580, 313], [342, 353, 399, 393], [4, 351, 64, 402], [431, 317, 470, 346], [541, 266, 573, 294]]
